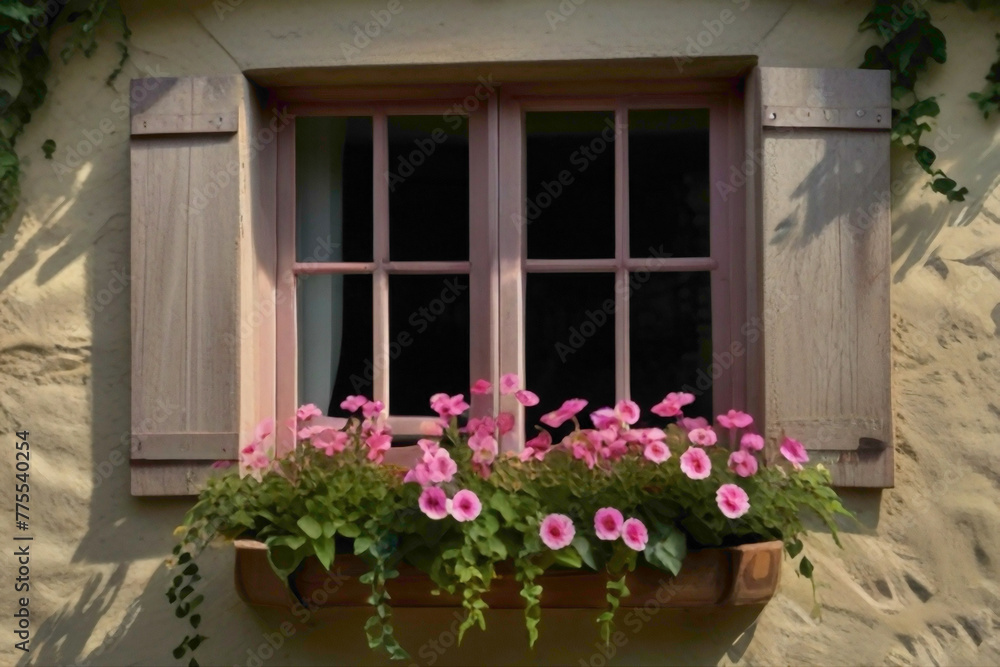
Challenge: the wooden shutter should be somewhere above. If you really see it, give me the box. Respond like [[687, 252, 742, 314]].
[[751, 67, 893, 487], [130, 76, 277, 495]]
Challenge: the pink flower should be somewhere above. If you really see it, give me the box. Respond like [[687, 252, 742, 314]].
[[740, 433, 765, 452], [240, 443, 271, 482], [450, 490, 482, 522], [615, 400, 641, 426], [621, 518, 649, 551], [594, 508, 624, 541], [678, 416, 709, 432], [254, 418, 275, 442], [540, 399, 588, 428], [650, 392, 695, 417], [419, 487, 449, 520], [365, 433, 392, 462], [211, 460, 233, 469], [468, 431, 498, 455], [728, 449, 758, 477], [515, 390, 539, 407], [471, 379, 492, 395], [717, 410, 753, 429], [418, 438, 440, 457], [688, 427, 718, 447], [296, 403, 323, 421], [426, 449, 457, 484], [311, 428, 349, 456], [420, 419, 445, 436], [403, 464, 432, 487], [361, 400, 385, 418], [465, 416, 495, 435], [520, 430, 552, 461], [679, 446, 712, 480], [716, 484, 750, 519], [644, 441, 671, 463], [589, 407, 618, 430], [496, 412, 515, 435], [780, 436, 809, 470], [340, 395, 368, 412], [430, 393, 470, 418], [500, 373, 521, 395], [539, 514, 575, 550]]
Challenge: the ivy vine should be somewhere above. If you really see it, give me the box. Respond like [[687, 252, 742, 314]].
[[969, 33, 1000, 117], [0, 0, 129, 234]]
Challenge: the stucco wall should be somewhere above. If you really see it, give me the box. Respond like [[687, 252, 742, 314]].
[[1, 0, 998, 665]]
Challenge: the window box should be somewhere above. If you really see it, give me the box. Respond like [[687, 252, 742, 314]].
[[233, 538, 782, 610]]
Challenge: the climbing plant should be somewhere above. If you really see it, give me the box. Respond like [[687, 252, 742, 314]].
[[969, 33, 1000, 117], [0, 0, 129, 234]]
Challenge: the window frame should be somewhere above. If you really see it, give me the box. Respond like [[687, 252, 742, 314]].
[[274, 79, 747, 454]]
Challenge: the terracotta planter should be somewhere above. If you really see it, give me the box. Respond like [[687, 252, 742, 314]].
[[234, 539, 781, 610]]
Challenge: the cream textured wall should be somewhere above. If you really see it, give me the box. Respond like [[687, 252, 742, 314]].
[[0, 1, 998, 665]]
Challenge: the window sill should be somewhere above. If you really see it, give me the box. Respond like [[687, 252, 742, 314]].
[[233, 539, 781, 610]]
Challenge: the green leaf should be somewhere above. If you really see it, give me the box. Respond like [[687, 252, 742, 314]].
[[643, 528, 686, 576], [571, 536, 597, 570], [915, 146, 936, 173], [799, 556, 814, 579], [489, 493, 516, 521], [551, 546, 582, 569], [339, 523, 361, 538], [41, 139, 55, 159], [786, 538, 804, 559], [297, 515, 323, 539], [190, 614, 201, 629], [312, 535, 335, 570], [354, 536, 374, 555], [930, 177, 956, 194]]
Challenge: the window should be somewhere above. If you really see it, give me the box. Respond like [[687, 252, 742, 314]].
[[275, 82, 746, 452]]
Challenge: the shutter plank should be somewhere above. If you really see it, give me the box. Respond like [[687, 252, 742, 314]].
[[758, 67, 893, 488], [131, 76, 277, 495]]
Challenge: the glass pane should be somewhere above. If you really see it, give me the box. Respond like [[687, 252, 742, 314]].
[[629, 271, 712, 422], [389, 274, 470, 414], [525, 273, 615, 439], [296, 117, 373, 263], [628, 109, 710, 258], [388, 115, 469, 261], [297, 274, 373, 415], [525, 111, 615, 259]]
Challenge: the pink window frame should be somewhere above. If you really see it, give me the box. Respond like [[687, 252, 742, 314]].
[[274, 79, 747, 455]]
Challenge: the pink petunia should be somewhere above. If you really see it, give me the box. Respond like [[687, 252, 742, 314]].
[[716, 484, 750, 519], [740, 432, 765, 452], [621, 518, 649, 551], [296, 403, 323, 421], [520, 430, 552, 462], [468, 431, 498, 455], [426, 449, 458, 484], [241, 445, 271, 482], [727, 449, 759, 477], [403, 463, 432, 487], [688, 427, 718, 447], [450, 490, 482, 522], [361, 400, 385, 418], [644, 441, 671, 464], [594, 508, 624, 541], [679, 446, 712, 480], [539, 513, 575, 550], [471, 379, 492, 395], [717, 409, 753, 429], [254, 418, 275, 442], [780, 436, 809, 470], [419, 419, 445, 437], [211, 460, 233, 469], [590, 407, 618, 430], [465, 416, 495, 435], [678, 416, 709, 432], [341, 395, 369, 413], [418, 438, 440, 457], [365, 433, 392, 462], [430, 393, 470, 419], [419, 487, 449, 520], [515, 390, 540, 407], [311, 428, 349, 456], [650, 392, 695, 418], [500, 373, 521, 395], [496, 412, 515, 436], [540, 399, 588, 428], [615, 400, 641, 426]]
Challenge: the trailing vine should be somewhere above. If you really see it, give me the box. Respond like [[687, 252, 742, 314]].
[[859, 0, 969, 201], [969, 33, 1000, 117], [0, 0, 129, 234]]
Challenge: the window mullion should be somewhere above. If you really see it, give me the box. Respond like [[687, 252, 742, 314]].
[[372, 112, 391, 410], [614, 103, 630, 401]]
